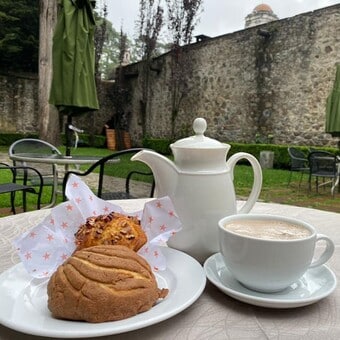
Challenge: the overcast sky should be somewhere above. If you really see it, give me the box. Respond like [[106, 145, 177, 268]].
[[102, 0, 340, 39]]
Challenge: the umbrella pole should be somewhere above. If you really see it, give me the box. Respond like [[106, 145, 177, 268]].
[[65, 115, 72, 156]]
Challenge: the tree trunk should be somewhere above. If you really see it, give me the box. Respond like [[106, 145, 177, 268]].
[[39, 0, 60, 145]]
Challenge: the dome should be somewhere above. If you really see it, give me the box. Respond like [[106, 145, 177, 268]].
[[245, 3, 278, 28], [253, 4, 273, 13]]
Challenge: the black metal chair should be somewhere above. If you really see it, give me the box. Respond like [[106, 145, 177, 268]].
[[287, 147, 309, 187], [62, 148, 155, 201], [308, 151, 339, 196], [9, 138, 62, 206], [0, 162, 43, 214]]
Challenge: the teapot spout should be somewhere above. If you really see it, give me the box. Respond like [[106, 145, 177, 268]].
[[131, 150, 178, 197]]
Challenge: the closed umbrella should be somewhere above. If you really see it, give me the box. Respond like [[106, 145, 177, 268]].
[[49, 0, 99, 155], [326, 64, 340, 140]]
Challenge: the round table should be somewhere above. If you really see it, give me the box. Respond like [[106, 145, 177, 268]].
[[0, 199, 339, 339], [9, 153, 108, 166], [9, 154, 119, 208]]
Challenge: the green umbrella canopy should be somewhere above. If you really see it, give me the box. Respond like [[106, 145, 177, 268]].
[[326, 64, 340, 138], [49, 0, 99, 115]]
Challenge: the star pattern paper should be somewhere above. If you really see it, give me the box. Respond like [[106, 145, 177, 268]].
[[13, 174, 182, 278]]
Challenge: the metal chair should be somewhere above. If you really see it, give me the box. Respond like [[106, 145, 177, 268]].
[[308, 151, 339, 196], [287, 147, 309, 187], [62, 148, 155, 201], [9, 138, 62, 206], [0, 162, 43, 214]]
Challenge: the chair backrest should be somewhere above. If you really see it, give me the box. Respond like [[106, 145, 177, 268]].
[[9, 138, 62, 176], [288, 147, 308, 170], [9, 138, 62, 158], [62, 148, 155, 200], [308, 151, 337, 176], [0, 162, 43, 212]]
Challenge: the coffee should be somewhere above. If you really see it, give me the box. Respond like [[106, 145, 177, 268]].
[[224, 219, 312, 240], [219, 214, 334, 292]]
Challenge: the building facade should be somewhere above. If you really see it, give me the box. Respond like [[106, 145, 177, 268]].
[[245, 4, 279, 28]]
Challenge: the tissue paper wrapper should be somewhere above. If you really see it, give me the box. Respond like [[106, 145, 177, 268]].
[[14, 174, 182, 278]]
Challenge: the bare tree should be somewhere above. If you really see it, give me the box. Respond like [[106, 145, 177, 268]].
[[112, 29, 130, 150], [166, 0, 202, 137], [137, 0, 164, 135], [94, 1, 108, 80], [39, 0, 59, 144], [118, 28, 128, 65], [166, 0, 202, 46]]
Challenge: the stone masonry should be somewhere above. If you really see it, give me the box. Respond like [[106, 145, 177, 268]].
[[124, 4, 340, 147], [1, 4, 340, 147]]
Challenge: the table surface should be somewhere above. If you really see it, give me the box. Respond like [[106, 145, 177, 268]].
[[0, 199, 339, 340]]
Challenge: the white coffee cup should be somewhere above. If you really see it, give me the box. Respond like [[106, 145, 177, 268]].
[[218, 214, 335, 293]]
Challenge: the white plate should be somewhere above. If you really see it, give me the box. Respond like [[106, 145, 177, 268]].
[[204, 253, 337, 309], [0, 247, 206, 338]]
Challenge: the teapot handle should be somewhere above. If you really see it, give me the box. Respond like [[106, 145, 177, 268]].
[[226, 152, 263, 214]]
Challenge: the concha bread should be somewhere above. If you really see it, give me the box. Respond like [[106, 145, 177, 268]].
[[75, 212, 147, 252], [47, 245, 168, 323]]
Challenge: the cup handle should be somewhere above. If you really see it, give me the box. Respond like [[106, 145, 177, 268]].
[[226, 152, 263, 214], [309, 234, 335, 268]]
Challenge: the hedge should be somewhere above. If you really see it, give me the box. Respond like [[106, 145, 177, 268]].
[[142, 138, 339, 169], [0, 133, 106, 149], [142, 137, 172, 155], [2, 133, 338, 169], [0, 133, 38, 146], [229, 143, 339, 169]]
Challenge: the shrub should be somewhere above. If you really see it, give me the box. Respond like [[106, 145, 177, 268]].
[[142, 137, 339, 169], [0, 133, 106, 148], [228, 143, 338, 169], [0, 133, 38, 146], [142, 137, 173, 155]]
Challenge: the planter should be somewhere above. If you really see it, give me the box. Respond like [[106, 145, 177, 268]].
[[260, 151, 274, 169], [106, 129, 116, 150], [123, 131, 131, 149]]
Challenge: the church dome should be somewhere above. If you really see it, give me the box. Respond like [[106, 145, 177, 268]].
[[253, 4, 273, 13], [245, 3, 278, 28]]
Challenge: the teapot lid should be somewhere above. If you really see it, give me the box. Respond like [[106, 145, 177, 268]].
[[170, 118, 230, 171], [171, 118, 227, 149]]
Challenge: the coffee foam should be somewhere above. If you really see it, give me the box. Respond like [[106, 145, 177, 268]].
[[224, 219, 311, 240]]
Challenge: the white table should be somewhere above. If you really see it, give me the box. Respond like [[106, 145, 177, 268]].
[[0, 199, 339, 339], [9, 153, 117, 208], [9, 153, 105, 165]]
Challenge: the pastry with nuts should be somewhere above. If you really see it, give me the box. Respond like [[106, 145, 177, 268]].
[[74, 211, 147, 252], [47, 245, 169, 323]]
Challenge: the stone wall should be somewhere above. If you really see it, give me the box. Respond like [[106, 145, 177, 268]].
[[124, 4, 340, 147], [0, 73, 115, 137], [1, 5, 340, 148], [0, 74, 39, 133]]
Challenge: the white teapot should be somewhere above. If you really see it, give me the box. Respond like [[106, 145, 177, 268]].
[[132, 118, 262, 262]]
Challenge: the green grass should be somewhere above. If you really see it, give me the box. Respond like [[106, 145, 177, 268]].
[[235, 165, 340, 213], [1, 146, 339, 216]]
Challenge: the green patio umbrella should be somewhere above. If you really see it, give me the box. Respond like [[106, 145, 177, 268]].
[[49, 0, 99, 155], [326, 64, 340, 140]]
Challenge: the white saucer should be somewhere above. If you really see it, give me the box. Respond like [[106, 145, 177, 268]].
[[0, 248, 206, 338], [204, 253, 337, 309]]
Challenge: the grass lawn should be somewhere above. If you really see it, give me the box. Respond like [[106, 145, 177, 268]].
[[0, 146, 339, 216], [234, 166, 340, 213]]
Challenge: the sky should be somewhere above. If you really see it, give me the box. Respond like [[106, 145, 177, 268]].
[[101, 0, 340, 40]]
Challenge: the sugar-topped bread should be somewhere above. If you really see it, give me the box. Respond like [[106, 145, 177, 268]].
[[47, 245, 168, 323], [74, 212, 147, 252]]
